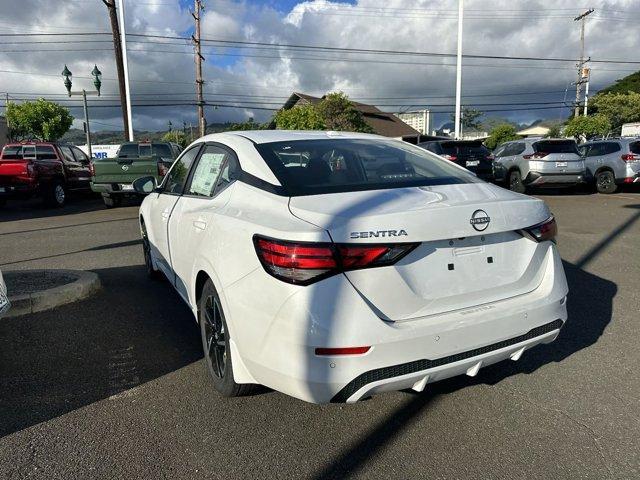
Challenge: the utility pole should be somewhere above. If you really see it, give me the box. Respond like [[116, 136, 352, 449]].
[[5, 93, 10, 141], [102, 0, 130, 141], [117, 0, 134, 140], [192, 0, 206, 138], [454, 0, 463, 139], [574, 8, 594, 118]]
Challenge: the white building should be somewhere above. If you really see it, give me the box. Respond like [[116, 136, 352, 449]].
[[78, 144, 121, 159], [395, 110, 432, 136]]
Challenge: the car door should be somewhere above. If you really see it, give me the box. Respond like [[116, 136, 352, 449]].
[[167, 143, 239, 303], [146, 144, 201, 280], [70, 146, 92, 188]]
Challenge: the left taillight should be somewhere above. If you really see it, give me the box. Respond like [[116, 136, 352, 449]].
[[158, 162, 168, 177], [253, 235, 418, 285], [523, 216, 557, 243], [89, 162, 95, 177]]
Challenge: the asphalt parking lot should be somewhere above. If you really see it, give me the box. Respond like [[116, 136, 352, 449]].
[[0, 191, 639, 480]]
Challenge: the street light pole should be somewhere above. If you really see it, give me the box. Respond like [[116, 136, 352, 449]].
[[62, 65, 102, 159], [454, 0, 464, 140], [117, 0, 134, 141], [82, 90, 92, 159]]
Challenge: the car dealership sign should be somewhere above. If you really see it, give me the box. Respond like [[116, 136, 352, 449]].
[[78, 144, 121, 159]]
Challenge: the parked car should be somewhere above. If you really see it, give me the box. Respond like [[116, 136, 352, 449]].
[[0, 269, 9, 317], [492, 138, 586, 193], [135, 130, 568, 404], [578, 138, 640, 193], [91, 141, 182, 208], [418, 140, 495, 180], [0, 141, 92, 207]]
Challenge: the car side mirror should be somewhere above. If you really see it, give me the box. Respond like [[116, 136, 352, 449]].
[[132, 176, 157, 195]]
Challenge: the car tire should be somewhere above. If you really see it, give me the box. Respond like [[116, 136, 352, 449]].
[[595, 170, 617, 194], [44, 181, 66, 208], [508, 170, 526, 194], [103, 195, 122, 208], [199, 279, 255, 398], [140, 222, 163, 280]]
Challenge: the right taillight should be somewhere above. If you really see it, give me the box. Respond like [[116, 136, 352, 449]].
[[89, 162, 96, 177], [253, 235, 418, 285], [524, 216, 557, 243], [621, 153, 640, 162], [158, 162, 168, 177], [442, 154, 457, 161]]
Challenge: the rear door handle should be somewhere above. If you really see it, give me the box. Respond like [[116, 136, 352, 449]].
[[193, 220, 207, 231]]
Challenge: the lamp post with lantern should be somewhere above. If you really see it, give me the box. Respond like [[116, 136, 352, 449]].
[[62, 64, 102, 159]]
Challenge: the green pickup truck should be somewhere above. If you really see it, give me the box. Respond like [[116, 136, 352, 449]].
[[91, 142, 182, 208]]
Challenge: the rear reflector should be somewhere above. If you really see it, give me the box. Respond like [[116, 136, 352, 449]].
[[315, 346, 370, 356], [253, 235, 419, 285], [524, 216, 557, 243]]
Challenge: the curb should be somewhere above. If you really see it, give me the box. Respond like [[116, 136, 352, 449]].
[[4, 270, 101, 318]]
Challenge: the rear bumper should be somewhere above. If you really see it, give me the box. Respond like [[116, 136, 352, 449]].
[[91, 182, 139, 196], [332, 319, 562, 402], [525, 171, 585, 187], [0, 180, 38, 198], [227, 243, 569, 403]]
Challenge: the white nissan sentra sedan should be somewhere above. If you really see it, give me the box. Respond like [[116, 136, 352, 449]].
[[135, 130, 568, 404]]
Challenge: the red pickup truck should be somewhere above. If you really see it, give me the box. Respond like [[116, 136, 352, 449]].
[[0, 142, 92, 208]]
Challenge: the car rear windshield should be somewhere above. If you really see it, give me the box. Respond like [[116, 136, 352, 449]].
[[533, 140, 579, 154], [254, 138, 481, 196], [0, 145, 51, 159], [629, 141, 640, 155], [440, 142, 490, 157]]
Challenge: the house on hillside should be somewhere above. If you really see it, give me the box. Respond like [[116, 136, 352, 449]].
[[275, 93, 421, 143]]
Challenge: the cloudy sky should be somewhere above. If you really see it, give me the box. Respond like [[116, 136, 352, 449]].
[[0, 0, 637, 132]]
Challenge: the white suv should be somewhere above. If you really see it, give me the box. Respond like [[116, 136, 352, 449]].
[[493, 138, 586, 192]]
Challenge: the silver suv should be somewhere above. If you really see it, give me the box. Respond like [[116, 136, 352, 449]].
[[493, 138, 586, 193], [578, 138, 640, 193]]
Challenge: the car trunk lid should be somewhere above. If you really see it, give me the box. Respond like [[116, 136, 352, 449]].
[[289, 183, 551, 321]]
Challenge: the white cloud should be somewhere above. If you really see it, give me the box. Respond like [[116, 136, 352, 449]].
[[0, 0, 636, 132]]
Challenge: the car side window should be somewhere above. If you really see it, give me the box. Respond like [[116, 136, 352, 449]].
[[59, 146, 76, 163], [162, 144, 201, 195], [587, 143, 605, 157], [186, 145, 238, 198], [493, 144, 507, 157], [604, 142, 621, 155], [512, 143, 526, 156], [71, 146, 89, 163]]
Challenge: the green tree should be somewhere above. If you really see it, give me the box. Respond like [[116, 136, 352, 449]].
[[564, 114, 611, 139], [227, 118, 265, 131], [161, 130, 189, 148], [484, 124, 520, 150], [273, 104, 326, 130], [316, 92, 374, 133], [451, 107, 484, 131], [273, 92, 373, 133], [589, 92, 640, 133], [6, 99, 73, 141], [546, 124, 562, 138]]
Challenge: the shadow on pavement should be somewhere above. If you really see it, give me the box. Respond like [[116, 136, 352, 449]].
[[0, 264, 202, 438], [309, 259, 616, 479], [0, 195, 104, 222]]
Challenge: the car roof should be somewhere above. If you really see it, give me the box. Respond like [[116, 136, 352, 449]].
[[198, 130, 384, 145]]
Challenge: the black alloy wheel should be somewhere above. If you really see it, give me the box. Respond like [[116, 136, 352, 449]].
[[596, 170, 617, 194], [203, 294, 227, 379]]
